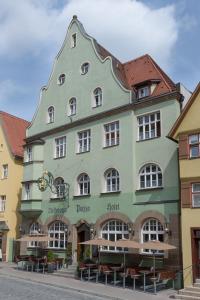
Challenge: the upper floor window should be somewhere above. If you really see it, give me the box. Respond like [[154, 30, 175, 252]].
[[93, 87, 102, 107], [189, 134, 200, 158], [104, 121, 119, 147], [24, 183, 31, 200], [58, 74, 65, 85], [29, 222, 41, 247], [105, 168, 120, 192], [139, 163, 162, 189], [77, 173, 90, 195], [138, 86, 150, 99], [71, 33, 77, 48], [47, 106, 54, 123], [68, 98, 76, 116], [26, 146, 32, 162], [101, 220, 129, 252], [192, 183, 200, 207], [55, 136, 66, 158], [54, 177, 65, 198], [81, 62, 89, 75], [141, 218, 164, 254], [138, 112, 160, 141], [78, 130, 91, 153], [0, 195, 6, 212], [2, 164, 8, 179], [48, 221, 68, 249]]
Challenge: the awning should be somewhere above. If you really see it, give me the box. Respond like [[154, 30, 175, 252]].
[[0, 221, 9, 232]]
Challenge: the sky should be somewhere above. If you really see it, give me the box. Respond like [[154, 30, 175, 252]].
[[0, 0, 199, 121]]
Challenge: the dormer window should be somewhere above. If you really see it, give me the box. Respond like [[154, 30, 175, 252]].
[[71, 33, 77, 48], [138, 86, 150, 99]]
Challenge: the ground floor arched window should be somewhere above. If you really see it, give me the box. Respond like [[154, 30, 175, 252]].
[[48, 221, 68, 249], [141, 218, 164, 254]]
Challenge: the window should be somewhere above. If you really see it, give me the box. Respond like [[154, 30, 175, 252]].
[[138, 86, 150, 99], [101, 220, 129, 252], [54, 177, 65, 198], [55, 137, 66, 158], [0, 196, 6, 212], [81, 62, 89, 75], [141, 218, 164, 254], [2, 164, 8, 179], [93, 87, 102, 107], [189, 134, 200, 158], [105, 168, 120, 192], [192, 183, 200, 207], [29, 222, 41, 247], [58, 74, 65, 85], [71, 33, 77, 48], [68, 98, 76, 116], [47, 106, 54, 123], [78, 173, 90, 195], [139, 164, 162, 189], [48, 221, 67, 249], [104, 121, 119, 147], [26, 147, 32, 162], [24, 183, 31, 200], [138, 112, 160, 141], [78, 130, 91, 153]]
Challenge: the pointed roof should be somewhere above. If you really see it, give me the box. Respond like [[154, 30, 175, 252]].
[[0, 111, 30, 158], [168, 82, 200, 140]]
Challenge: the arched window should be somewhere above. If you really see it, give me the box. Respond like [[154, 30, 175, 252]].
[[81, 62, 89, 75], [47, 106, 54, 123], [105, 168, 120, 192], [58, 74, 65, 85], [54, 177, 65, 198], [101, 220, 129, 252], [29, 222, 41, 248], [93, 87, 102, 107], [139, 163, 162, 189], [48, 221, 68, 249], [141, 218, 164, 254], [78, 173, 90, 195], [69, 98, 76, 116]]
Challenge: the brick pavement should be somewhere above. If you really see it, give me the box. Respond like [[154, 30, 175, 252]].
[[0, 263, 176, 300]]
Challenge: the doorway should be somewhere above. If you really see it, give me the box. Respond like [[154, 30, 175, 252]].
[[77, 223, 90, 262], [191, 229, 200, 282], [0, 235, 2, 261]]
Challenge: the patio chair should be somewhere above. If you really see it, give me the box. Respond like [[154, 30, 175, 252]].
[[128, 268, 141, 290], [99, 265, 113, 285], [149, 270, 176, 294], [79, 262, 87, 281]]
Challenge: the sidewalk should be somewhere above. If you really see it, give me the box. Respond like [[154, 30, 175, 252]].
[[0, 263, 176, 300]]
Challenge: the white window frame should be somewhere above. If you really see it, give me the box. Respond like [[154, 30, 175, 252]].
[[26, 146, 33, 162], [24, 183, 31, 200], [54, 136, 66, 158], [138, 86, 150, 99], [81, 62, 89, 75], [101, 220, 129, 252], [137, 111, 161, 141], [29, 222, 41, 248], [77, 173, 90, 195], [104, 121, 119, 147], [189, 134, 200, 158], [48, 221, 67, 249], [192, 183, 200, 207], [93, 87, 102, 107], [71, 33, 77, 48], [68, 98, 76, 116], [2, 164, 8, 179], [0, 196, 6, 212], [54, 177, 65, 198], [139, 163, 162, 189], [141, 218, 164, 255], [77, 130, 91, 153], [47, 106, 55, 124], [105, 168, 120, 192]]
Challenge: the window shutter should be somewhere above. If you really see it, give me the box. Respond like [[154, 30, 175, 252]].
[[179, 134, 189, 159], [181, 182, 191, 208]]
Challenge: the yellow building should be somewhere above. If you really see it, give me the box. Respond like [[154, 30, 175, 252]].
[[169, 82, 200, 287], [0, 111, 29, 261]]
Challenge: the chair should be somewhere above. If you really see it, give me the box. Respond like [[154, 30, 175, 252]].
[[100, 265, 113, 285], [128, 268, 141, 290], [79, 262, 87, 281]]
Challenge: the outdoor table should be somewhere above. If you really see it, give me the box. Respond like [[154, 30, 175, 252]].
[[110, 266, 122, 286], [139, 269, 152, 292], [85, 264, 97, 281]]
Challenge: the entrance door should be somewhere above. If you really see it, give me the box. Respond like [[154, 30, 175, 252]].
[[0, 236, 2, 261], [191, 229, 200, 281], [77, 223, 90, 262]]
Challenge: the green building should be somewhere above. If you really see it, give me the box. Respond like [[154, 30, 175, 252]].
[[20, 16, 182, 274]]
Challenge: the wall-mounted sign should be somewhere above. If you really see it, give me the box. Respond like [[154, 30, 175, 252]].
[[76, 205, 90, 213], [107, 203, 120, 212], [48, 208, 67, 215]]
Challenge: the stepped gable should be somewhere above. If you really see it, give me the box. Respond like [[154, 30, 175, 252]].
[[0, 111, 30, 158]]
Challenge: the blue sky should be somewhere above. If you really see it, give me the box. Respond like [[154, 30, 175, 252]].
[[0, 0, 199, 121]]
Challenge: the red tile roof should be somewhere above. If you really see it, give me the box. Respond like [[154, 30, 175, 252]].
[[0, 111, 30, 158]]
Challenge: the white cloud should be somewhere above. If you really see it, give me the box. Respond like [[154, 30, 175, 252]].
[[0, 0, 179, 69]]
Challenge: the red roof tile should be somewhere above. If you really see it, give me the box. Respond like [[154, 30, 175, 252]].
[[0, 111, 30, 158]]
